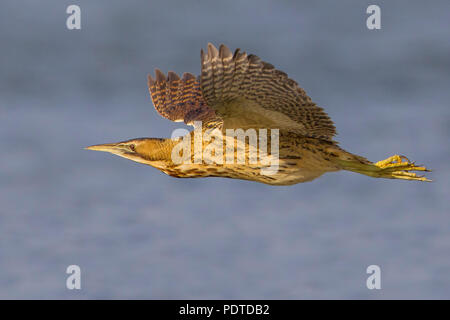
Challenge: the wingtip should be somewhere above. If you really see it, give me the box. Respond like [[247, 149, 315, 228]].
[[232, 48, 241, 59], [182, 72, 195, 81], [147, 74, 154, 86], [155, 68, 165, 82], [207, 43, 219, 58], [219, 44, 232, 59], [167, 71, 180, 82], [200, 48, 206, 64]]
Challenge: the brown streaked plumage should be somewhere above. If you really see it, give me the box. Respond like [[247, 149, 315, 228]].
[[86, 43, 430, 185], [148, 70, 216, 126]]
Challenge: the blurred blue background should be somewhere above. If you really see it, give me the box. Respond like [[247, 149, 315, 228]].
[[0, 0, 449, 299]]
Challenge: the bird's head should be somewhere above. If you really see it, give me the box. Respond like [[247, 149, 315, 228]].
[[85, 138, 168, 165]]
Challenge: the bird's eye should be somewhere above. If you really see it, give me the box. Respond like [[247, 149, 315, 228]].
[[129, 144, 136, 152]]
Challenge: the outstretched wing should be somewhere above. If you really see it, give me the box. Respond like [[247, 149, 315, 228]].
[[200, 43, 336, 140], [148, 69, 217, 127]]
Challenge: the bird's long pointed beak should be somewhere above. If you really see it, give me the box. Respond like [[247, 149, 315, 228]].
[[85, 143, 122, 153], [85, 141, 150, 165]]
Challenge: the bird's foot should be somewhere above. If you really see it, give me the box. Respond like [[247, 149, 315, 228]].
[[374, 154, 431, 181]]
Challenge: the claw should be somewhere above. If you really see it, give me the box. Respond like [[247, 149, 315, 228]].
[[375, 154, 431, 181]]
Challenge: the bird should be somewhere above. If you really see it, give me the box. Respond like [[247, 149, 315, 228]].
[[86, 43, 430, 185]]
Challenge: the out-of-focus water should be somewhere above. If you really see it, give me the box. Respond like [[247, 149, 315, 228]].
[[0, 0, 449, 299]]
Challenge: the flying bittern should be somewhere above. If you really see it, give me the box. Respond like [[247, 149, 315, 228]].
[[86, 43, 430, 185]]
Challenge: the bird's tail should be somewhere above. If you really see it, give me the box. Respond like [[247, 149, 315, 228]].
[[335, 153, 431, 182]]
